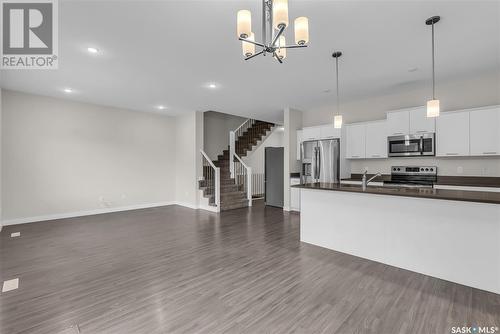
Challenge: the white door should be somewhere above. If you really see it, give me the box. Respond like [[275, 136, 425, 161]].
[[470, 107, 500, 156], [410, 107, 435, 134], [436, 111, 470, 157], [365, 121, 387, 158], [346, 124, 366, 159], [386, 110, 409, 136]]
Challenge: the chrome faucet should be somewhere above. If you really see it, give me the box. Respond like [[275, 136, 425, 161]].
[[362, 170, 382, 191]]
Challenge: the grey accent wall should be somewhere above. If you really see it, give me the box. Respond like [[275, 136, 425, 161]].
[[203, 111, 246, 161]]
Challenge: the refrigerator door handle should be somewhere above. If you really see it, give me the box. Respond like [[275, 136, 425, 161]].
[[312, 147, 316, 181], [317, 147, 321, 182]]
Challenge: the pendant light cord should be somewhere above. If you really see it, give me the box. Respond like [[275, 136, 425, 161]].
[[335, 56, 340, 115], [431, 22, 435, 100]]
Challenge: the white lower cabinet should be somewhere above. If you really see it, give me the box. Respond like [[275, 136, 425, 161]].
[[469, 107, 500, 156], [365, 121, 387, 158], [346, 124, 366, 159], [436, 111, 470, 157], [290, 178, 301, 211]]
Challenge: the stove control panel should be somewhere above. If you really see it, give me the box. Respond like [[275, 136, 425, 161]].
[[391, 166, 437, 175]]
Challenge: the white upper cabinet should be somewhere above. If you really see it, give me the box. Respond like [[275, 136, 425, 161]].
[[386, 110, 410, 136], [320, 125, 341, 139], [346, 124, 366, 159], [302, 126, 321, 141], [296, 129, 303, 160], [470, 107, 500, 156], [409, 107, 435, 134], [436, 111, 470, 157], [365, 121, 388, 158]]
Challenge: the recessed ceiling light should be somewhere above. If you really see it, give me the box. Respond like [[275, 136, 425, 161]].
[[63, 88, 73, 93], [208, 83, 217, 89], [87, 47, 99, 54], [156, 105, 166, 110]]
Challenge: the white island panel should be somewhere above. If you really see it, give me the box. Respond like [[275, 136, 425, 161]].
[[300, 188, 500, 294]]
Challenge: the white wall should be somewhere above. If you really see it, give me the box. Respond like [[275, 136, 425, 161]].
[[203, 111, 246, 160], [174, 111, 203, 209], [1, 90, 177, 223], [283, 108, 303, 210], [242, 128, 284, 174], [350, 157, 500, 177]]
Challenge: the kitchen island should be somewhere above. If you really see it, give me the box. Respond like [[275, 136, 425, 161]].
[[294, 183, 500, 294]]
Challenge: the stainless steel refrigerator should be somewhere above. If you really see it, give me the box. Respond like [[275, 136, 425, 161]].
[[301, 139, 340, 184]]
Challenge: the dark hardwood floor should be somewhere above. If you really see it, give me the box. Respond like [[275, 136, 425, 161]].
[[1, 201, 499, 334]]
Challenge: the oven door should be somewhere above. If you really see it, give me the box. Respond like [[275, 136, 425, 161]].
[[388, 135, 422, 157]]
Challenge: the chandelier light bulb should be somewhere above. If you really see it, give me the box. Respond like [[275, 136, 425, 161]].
[[273, 0, 289, 30], [274, 36, 287, 60], [242, 32, 255, 57], [294, 17, 309, 45], [237, 10, 252, 38]]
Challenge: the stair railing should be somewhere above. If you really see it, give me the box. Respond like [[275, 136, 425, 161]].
[[229, 118, 256, 178], [200, 149, 220, 210], [233, 153, 252, 207]]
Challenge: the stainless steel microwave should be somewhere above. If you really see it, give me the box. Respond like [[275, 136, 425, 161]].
[[387, 133, 435, 157]]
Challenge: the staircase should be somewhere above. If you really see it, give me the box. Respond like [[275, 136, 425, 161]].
[[199, 120, 275, 211]]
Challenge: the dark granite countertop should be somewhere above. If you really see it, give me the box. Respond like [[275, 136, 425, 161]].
[[343, 174, 500, 188], [293, 182, 500, 205]]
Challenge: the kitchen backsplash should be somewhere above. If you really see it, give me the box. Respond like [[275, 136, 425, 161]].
[[350, 157, 500, 177]]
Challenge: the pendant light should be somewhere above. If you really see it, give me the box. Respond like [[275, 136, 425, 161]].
[[426, 16, 440, 118], [332, 51, 343, 128]]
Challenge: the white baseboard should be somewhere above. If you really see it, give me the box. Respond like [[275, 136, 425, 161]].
[[1, 200, 223, 227], [170, 201, 199, 210], [197, 204, 219, 213], [2, 201, 177, 226]]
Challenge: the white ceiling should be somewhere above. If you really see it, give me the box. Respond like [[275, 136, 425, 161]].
[[1, 1, 499, 122]]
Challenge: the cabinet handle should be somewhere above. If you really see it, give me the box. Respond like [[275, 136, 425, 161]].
[[371, 154, 380, 157], [445, 153, 459, 155], [483, 152, 497, 155], [416, 130, 427, 133], [351, 155, 360, 158], [392, 132, 404, 135]]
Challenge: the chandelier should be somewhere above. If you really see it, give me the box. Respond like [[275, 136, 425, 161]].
[[237, 0, 309, 63]]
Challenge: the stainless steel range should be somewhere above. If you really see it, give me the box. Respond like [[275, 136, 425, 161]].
[[384, 166, 437, 188]]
